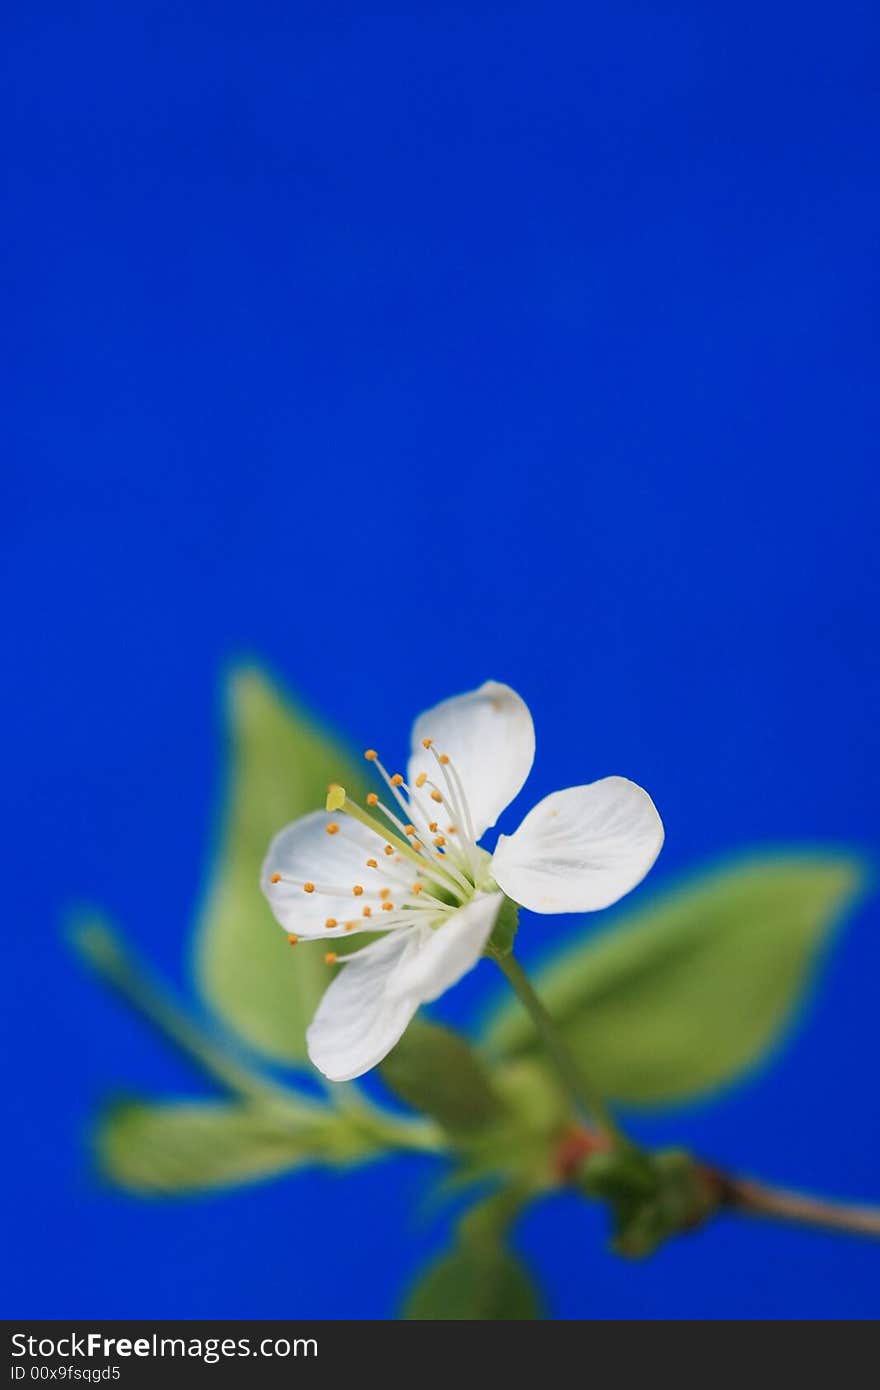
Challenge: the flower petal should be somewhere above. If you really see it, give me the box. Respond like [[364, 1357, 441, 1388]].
[[261, 810, 407, 938], [387, 892, 502, 1004], [306, 929, 424, 1081], [408, 681, 535, 840], [492, 778, 664, 913], [305, 894, 503, 1080]]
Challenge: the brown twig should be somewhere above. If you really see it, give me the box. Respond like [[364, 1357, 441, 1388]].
[[557, 1127, 880, 1242], [710, 1171, 880, 1240]]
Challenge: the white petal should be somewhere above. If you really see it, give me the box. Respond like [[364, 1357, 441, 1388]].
[[260, 810, 399, 938], [387, 892, 502, 1004], [306, 929, 423, 1082], [408, 681, 535, 840], [305, 894, 502, 1080], [492, 778, 664, 913]]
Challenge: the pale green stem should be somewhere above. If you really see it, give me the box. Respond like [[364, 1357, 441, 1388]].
[[496, 953, 631, 1148], [72, 921, 289, 1105], [71, 922, 445, 1155]]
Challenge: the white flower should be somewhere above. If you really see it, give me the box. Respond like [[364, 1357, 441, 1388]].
[[261, 681, 664, 1082]]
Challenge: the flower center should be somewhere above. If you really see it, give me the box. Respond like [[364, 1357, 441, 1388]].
[[332, 739, 486, 899], [268, 740, 492, 936]]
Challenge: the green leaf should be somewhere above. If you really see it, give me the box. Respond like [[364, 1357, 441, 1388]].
[[403, 1185, 543, 1319], [96, 1099, 321, 1195], [193, 667, 369, 1064], [492, 1057, 571, 1142], [403, 1246, 542, 1320], [380, 1018, 504, 1136], [484, 853, 866, 1106]]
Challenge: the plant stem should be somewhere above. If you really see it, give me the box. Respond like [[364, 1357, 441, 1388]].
[[714, 1172, 880, 1240], [496, 953, 629, 1147], [560, 1129, 880, 1242], [329, 1081, 447, 1154], [72, 921, 290, 1105], [71, 919, 446, 1154]]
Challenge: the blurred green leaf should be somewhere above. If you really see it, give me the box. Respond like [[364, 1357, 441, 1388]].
[[403, 1185, 542, 1319], [580, 1147, 716, 1257], [491, 1058, 571, 1144], [403, 1246, 542, 1320], [97, 1099, 323, 1195], [380, 1018, 504, 1136], [484, 853, 866, 1105], [193, 667, 368, 1064]]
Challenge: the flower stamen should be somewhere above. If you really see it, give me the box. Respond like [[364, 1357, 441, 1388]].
[[430, 746, 479, 878], [270, 871, 397, 898], [324, 788, 467, 900]]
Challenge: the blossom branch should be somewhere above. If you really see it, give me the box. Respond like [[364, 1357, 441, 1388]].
[[706, 1170, 880, 1240], [495, 953, 631, 1148], [557, 1127, 880, 1242], [71, 920, 446, 1156]]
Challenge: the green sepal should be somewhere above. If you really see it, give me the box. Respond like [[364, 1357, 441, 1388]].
[[485, 895, 520, 959]]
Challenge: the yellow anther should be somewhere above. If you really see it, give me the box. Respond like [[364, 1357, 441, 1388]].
[[345, 921, 358, 931], [324, 951, 338, 965], [439, 753, 450, 765], [430, 790, 443, 803], [384, 845, 394, 856], [364, 749, 378, 761], [366, 858, 378, 868], [433, 835, 446, 847], [366, 792, 379, 806], [404, 823, 416, 835], [381, 901, 395, 912], [352, 884, 364, 896], [287, 934, 299, 946], [428, 821, 438, 832], [325, 822, 340, 835], [447, 824, 457, 834], [415, 771, 427, 787], [411, 839, 423, 849], [421, 738, 433, 749], [362, 906, 372, 918], [325, 917, 338, 929], [390, 773, 404, 787], [270, 873, 282, 884], [411, 883, 423, 895], [326, 784, 346, 812], [303, 882, 315, 894], [379, 888, 391, 899]]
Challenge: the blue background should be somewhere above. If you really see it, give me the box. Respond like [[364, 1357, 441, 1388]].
[[4, 1, 879, 1319]]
